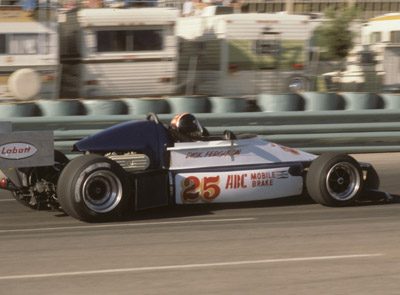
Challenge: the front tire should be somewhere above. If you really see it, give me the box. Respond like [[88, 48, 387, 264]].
[[306, 153, 363, 206], [57, 154, 131, 222]]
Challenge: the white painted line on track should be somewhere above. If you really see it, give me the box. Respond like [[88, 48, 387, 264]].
[[0, 199, 14, 202], [0, 217, 256, 234], [0, 254, 383, 281]]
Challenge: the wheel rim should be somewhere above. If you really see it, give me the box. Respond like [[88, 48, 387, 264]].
[[82, 170, 123, 213], [326, 162, 361, 201], [288, 78, 306, 92]]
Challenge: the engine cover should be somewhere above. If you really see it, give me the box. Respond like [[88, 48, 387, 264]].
[[107, 153, 150, 171]]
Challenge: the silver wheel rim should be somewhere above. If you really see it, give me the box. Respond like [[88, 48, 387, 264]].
[[326, 162, 361, 201], [82, 170, 123, 213], [288, 78, 306, 92]]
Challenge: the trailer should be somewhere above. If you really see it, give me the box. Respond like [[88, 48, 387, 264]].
[[58, 5, 179, 98], [322, 44, 384, 92], [360, 13, 400, 92], [175, 7, 318, 96], [0, 2, 60, 100]]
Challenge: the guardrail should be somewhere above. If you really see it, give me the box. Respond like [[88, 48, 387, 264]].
[[5, 109, 400, 157]]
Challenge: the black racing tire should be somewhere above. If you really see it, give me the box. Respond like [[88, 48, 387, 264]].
[[12, 150, 69, 210], [57, 154, 131, 222], [306, 153, 363, 206]]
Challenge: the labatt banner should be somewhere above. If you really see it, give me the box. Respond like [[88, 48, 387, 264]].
[[174, 167, 303, 204]]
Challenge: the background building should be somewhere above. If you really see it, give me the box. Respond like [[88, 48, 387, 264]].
[[235, 0, 400, 19]]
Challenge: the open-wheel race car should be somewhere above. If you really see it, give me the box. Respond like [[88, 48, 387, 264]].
[[0, 113, 390, 222]]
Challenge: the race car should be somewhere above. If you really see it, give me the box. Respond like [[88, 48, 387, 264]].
[[0, 113, 388, 222]]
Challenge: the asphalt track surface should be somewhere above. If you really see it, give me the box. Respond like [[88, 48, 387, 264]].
[[1, 153, 400, 295]]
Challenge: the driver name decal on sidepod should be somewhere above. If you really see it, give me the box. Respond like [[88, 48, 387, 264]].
[[185, 149, 242, 159], [0, 143, 37, 160]]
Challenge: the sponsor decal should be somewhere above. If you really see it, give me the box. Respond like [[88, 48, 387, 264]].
[[225, 174, 247, 189], [185, 149, 241, 159], [277, 144, 300, 155], [0, 143, 37, 160], [250, 170, 275, 187], [276, 171, 289, 179]]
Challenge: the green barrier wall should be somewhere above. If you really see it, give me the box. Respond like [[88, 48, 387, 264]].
[[341, 92, 384, 110], [301, 92, 344, 111], [380, 94, 400, 109], [3, 92, 400, 117], [209, 97, 247, 113], [37, 100, 86, 116], [82, 100, 128, 116], [166, 96, 210, 113], [124, 98, 169, 115], [257, 93, 304, 112]]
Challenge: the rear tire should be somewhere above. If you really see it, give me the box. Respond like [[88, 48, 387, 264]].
[[57, 154, 131, 222], [306, 153, 363, 206]]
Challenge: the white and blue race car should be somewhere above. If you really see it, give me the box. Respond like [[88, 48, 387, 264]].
[[0, 113, 388, 222]]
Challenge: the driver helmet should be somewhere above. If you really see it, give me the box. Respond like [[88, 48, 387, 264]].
[[170, 113, 204, 137]]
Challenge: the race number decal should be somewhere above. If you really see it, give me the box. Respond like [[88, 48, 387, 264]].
[[181, 176, 221, 203]]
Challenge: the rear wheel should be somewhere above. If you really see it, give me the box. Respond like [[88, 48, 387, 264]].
[[306, 153, 363, 206], [57, 154, 131, 222]]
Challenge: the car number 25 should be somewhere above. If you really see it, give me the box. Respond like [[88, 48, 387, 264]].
[[180, 176, 221, 203]]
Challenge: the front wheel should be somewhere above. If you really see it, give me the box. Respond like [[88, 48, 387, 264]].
[[306, 153, 363, 206], [57, 154, 131, 222]]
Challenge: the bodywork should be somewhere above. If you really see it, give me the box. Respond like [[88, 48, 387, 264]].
[[168, 138, 316, 204]]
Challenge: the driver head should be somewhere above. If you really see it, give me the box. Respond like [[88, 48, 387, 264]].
[[170, 113, 204, 137]]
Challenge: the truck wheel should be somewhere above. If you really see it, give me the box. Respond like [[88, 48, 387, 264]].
[[306, 153, 363, 206], [287, 76, 309, 92], [57, 154, 131, 222]]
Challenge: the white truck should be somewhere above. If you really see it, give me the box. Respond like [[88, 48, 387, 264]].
[[360, 13, 400, 92], [322, 44, 383, 92], [175, 6, 318, 96]]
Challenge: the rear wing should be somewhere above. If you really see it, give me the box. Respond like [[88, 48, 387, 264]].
[[0, 122, 54, 169]]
